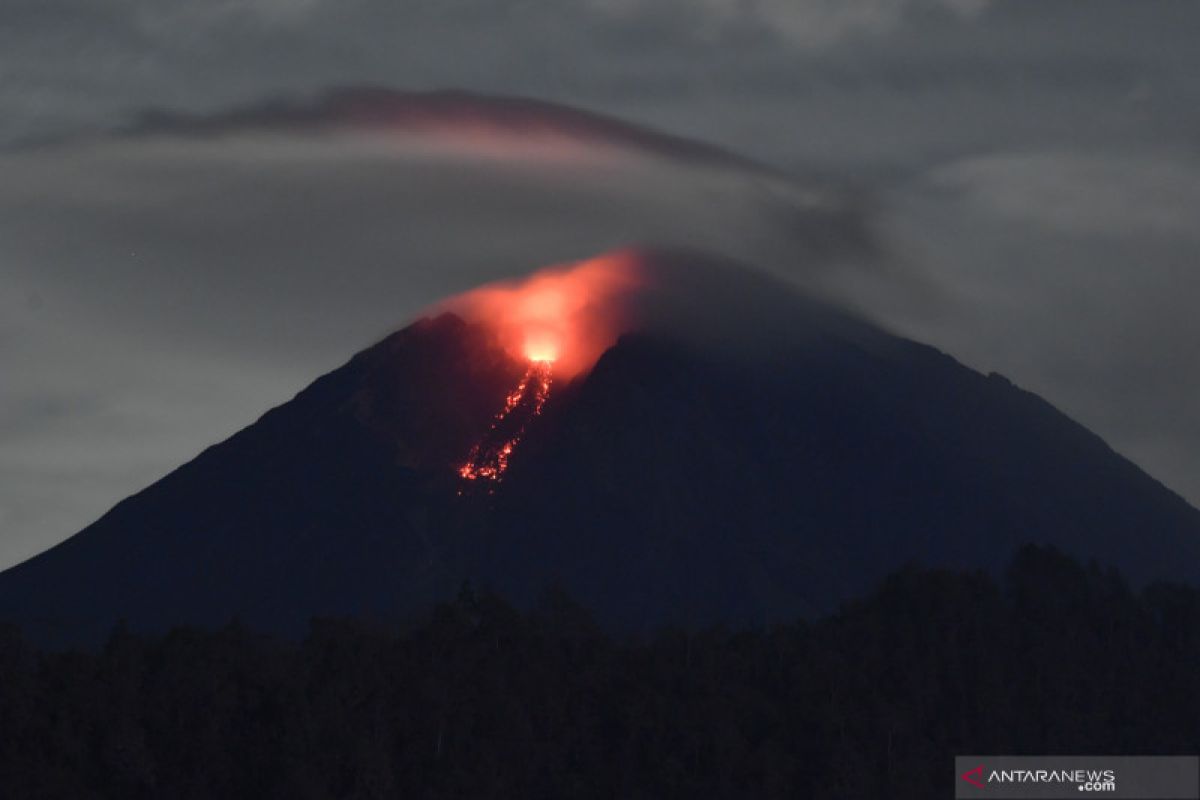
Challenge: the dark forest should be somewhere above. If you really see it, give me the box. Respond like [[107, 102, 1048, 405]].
[[1, 545, 1196, 799]]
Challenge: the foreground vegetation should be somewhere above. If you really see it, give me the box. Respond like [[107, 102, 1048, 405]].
[[1, 545, 1197, 798]]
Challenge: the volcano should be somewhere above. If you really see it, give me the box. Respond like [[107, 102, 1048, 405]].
[[3, 251, 1200, 645]]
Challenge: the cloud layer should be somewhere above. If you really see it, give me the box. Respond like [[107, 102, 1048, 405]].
[[590, 0, 989, 47]]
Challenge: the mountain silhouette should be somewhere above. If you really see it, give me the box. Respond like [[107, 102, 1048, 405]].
[[3, 254, 1199, 645]]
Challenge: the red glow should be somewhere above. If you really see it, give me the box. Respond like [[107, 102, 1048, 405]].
[[447, 250, 646, 485], [442, 250, 645, 379]]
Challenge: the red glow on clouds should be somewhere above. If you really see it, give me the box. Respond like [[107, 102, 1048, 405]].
[[446, 251, 645, 486], [442, 250, 645, 379], [385, 125, 608, 164]]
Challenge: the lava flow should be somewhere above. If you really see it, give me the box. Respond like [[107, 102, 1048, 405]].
[[448, 251, 645, 485], [458, 359, 553, 483]]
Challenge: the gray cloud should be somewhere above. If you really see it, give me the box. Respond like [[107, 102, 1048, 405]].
[[4, 0, 1198, 184], [115, 87, 780, 177], [588, 0, 989, 48], [927, 153, 1200, 240]]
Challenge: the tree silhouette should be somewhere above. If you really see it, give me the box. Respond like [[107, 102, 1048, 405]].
[[0, 545, 1196, 798]]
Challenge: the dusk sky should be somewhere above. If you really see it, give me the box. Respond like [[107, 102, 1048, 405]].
[[3, 0, 1199, 569]]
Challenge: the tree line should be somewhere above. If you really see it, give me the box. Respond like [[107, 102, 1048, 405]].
[[1, 544, 1197, 798]]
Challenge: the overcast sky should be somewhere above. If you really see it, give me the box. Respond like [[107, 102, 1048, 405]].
[[2, 0, 1199, 569]]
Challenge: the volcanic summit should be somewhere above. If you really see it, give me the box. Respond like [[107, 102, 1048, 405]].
[[2, 249, 1199, 645]]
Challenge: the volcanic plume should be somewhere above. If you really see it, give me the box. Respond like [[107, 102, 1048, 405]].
[[444, 250, 644, 483], [441, 249, 644, 378]]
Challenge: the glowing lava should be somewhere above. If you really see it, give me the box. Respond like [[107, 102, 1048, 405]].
[[447, 250, 646, 485], [458, 360, 554, 483]]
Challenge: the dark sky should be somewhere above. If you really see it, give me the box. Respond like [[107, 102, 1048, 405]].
[[2, 0, 1199, 568]]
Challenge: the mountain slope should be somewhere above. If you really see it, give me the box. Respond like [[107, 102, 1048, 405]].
[[488, 331, 1200, 627], [0, 315, 521, 643], [2, 276, 1199, 645]]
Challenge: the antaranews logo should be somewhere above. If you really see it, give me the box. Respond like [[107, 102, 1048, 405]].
[[954, 756, 1198, 799], [961, 765, 985, 789], [960, 764, 1115, 793]]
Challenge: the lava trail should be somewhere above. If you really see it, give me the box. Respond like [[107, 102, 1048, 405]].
[[459, 360, 553, 483]]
